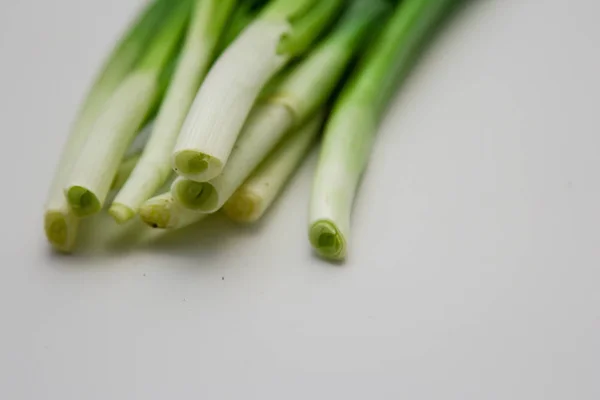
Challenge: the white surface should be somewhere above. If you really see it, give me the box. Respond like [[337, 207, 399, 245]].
[[0, 0, 599, 399]]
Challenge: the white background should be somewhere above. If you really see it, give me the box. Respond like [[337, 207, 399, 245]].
[[0, 0, 599, 399]]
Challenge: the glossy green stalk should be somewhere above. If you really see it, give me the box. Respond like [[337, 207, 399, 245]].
[[110, 0, 237, 224], [43, 0, 174, 252], [310, 0, 459, 261], [65, 0, 191, 219]]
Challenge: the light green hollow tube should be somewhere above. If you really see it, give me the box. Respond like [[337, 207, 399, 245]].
[[139, 192, 207, 230], [64, 0, 192, 219], [110, 0, 237, 224], [171, 0, 346, 183], [43, 0, 174, 252], [223, 112, 323, 223], [309, 0, 460, 261], [171, 0, 386, 214]]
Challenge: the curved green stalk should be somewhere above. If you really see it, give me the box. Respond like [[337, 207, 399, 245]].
[[65, 1, 191, 219], [43, 0, 174, 252], [309, 0, 460, 261]]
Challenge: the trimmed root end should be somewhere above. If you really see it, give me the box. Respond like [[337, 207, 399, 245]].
[[173, 180, 219, 212], [44, 211, 77, 253], [108, 203, 136, 225], [66, 186, 101, 217], [173, 150, 222, 181], [309, 220, 346, 261], [139, 204, 172, 229]]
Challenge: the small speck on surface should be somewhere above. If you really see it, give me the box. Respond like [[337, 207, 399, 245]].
[[222, 277, 225, 281]]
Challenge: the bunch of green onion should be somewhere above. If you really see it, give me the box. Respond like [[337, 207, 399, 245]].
[[44, 0, 461, 261]]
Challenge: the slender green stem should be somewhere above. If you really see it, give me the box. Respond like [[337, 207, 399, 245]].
[[309, 0, 459, 261]]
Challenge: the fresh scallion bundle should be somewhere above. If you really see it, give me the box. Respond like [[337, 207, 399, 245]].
[[43, 0, 174, 252], [109, 0, 237, 224], [171, 0, 347, 182], [223, 112, 323, 223], [309, 0, 459, 260], [171, 0, 386, 214], [64, 0, 192, 219]]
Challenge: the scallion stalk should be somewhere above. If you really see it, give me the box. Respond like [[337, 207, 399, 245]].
[[64, 0, 192, 219], [171, 0, 385, 214], [43, 0, 174, 252], [309, 0, 459, 260], [109, 0, 237, 224], [223, 112, 323, 223], [171, 0, 346, 182]]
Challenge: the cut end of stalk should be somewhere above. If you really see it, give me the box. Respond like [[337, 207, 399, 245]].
[[66, 186, 102, 217], [172, 150, 222, 182], [140, 196, 173, 229], [139, 202, 172, 229], [172, 179, 219, 213], [44, 211, 77, 253], [108, 203, 136, 225], [309, 220, 346, 261], [222, 190, 263, 223]]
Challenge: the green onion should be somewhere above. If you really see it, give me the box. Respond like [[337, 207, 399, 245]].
[[309, 0, 459, 261], [64, 0, 192, 219], [171, 0, 385, 214], [109, 0, 237, 224], [223, 112, 323, 223], [139, 192, 207, 230], [43, 0, 174, 252], [171, 0, 346, 182]]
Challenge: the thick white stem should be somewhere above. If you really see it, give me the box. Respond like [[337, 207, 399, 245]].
[[171, 103, 295, 213], [65, 71, 159, 217], [110, 44, 213, 221], [43, 87, 116, 252], [172, 19, 291, 182]]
